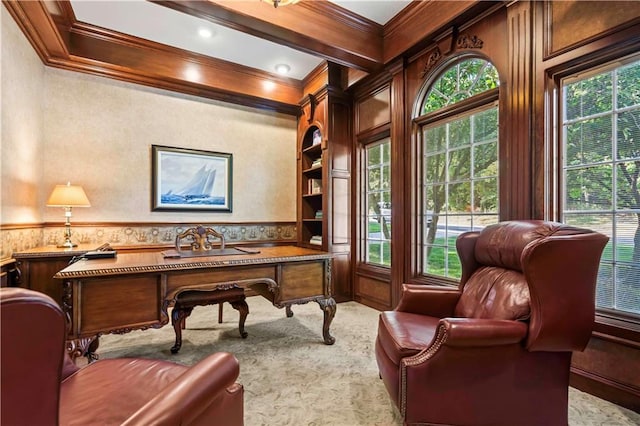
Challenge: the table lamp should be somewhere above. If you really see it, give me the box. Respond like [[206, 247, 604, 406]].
[[46, 182, 91, 248]]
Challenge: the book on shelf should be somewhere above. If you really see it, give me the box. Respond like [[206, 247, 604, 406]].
[[308, 178, 322, 194], [309, 235, 322, 245], [311, 158, 322, 168], [315, 210, 323, 219]]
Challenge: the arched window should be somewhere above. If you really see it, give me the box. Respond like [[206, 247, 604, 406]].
[[416, 57, 500, 280]]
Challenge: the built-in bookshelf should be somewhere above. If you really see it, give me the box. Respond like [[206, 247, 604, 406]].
[[296, 65, 351, 301], [300, 126, 324, 247]]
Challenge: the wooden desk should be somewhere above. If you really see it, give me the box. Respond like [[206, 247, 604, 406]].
[[13, 245, 96, 307], [54, 246, 336, 359]]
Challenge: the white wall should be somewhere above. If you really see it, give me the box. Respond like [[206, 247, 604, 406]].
[[41, 69, 297, 223], [1, 7, 297, 228], [1, 7, 46, 224]]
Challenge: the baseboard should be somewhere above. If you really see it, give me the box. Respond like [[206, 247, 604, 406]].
[[570, 368, 640, 413]]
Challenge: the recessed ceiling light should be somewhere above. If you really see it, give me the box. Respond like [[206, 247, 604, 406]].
[[185, 68, 200, 82], [198, 28, 214, 39], [263, 81, 276, 91], [275, 64, 291, 75]]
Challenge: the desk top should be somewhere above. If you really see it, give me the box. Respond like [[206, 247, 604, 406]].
[[55, 245, 331, 279], [12, 244, 97, 259]]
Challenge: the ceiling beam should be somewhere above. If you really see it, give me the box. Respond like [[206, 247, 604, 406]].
[[65, 22, 304, 113], [4, 0, 304, 114], [150, 0, 384, 72]]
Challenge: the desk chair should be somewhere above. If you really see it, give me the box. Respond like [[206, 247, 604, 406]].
[[172, 286, 249, 354], [171, 225, 249, 354]]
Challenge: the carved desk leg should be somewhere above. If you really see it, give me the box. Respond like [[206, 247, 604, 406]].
[[229, 299, 249, 338], [171, 306, 193, 354], [67, 336, 99, 363], [63, 281, 100, 362], [317, 297, 336, 345], [285, 305, 294, 318]]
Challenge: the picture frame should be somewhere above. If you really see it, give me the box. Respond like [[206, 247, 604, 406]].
[[151, 145, 232, 212]]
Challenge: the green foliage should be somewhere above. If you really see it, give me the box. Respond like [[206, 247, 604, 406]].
[[565, 73, 612, 120], [422, 58, 499, 115], [425, 236, 462, 278], [423, 107, 499, 238], [368, 241, 391, 266], [419, 58, 500, 279], [366, 140, 392, 266], [563, 59, 640, 315]]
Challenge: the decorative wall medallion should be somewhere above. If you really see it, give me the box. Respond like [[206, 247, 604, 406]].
[[456, 34, 484, 49], [419, 47, 442, 79]]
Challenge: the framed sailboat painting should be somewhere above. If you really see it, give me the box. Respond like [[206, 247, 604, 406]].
[[152, 145, 232, 212]]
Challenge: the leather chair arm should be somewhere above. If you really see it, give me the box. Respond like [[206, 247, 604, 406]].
[[395, 283, 461, 317], [439, 318, 528, 347], [121, 352, 241, 426]]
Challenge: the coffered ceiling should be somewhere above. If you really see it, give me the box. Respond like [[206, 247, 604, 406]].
[[69, 0, 413, 80], [4, 0, 492, 113]]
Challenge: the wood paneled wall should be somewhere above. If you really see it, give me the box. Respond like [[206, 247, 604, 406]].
[[351, 0, 640, 411], [534, 1, 640, 412], [5, 0, 639, 411]]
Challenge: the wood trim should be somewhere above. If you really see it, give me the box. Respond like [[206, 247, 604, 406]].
[[355, 123, 391, 144], [594, 314, 640, 344], [354, 270, 392, 310], [5, 0, 305, 114], [1, 223, 46, 230], [302, 62, 330, 102], [503, 1, 534, 220], [543, 1, 640, 60], [383, 1, 491, 64], [2, 0, 70, 61], [389, 62, 406, 306], [54, 251, 332, 279], [152, 0, 383, 72], [64, 22, 303, 109], [570, 367, 640, 413], [350, 68, 393, 100], [40, 221, 296, 228]]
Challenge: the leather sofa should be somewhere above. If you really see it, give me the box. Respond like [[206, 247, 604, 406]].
[[375, 220, 608, 426], [1, 287, 244, 425]]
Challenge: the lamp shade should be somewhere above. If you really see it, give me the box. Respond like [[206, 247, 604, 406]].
[[46, 183, 91, 207]]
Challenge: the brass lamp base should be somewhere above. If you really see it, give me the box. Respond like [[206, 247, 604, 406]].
[[57, 238, 77, 249]]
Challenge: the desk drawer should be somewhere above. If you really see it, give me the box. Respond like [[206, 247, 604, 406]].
[[77, 275, 162, 336], [279, 261, 325, 301], [166, 266, 277, 291]]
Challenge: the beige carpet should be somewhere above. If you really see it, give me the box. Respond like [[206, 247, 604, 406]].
[[97, 296, 639, 426]]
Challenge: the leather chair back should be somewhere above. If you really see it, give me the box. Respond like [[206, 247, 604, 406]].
[[455, 220, 609, 351], [1, 288, 66, 426]]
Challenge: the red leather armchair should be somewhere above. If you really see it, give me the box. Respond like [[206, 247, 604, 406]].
[[375, 220, 608, 426], [1, 287, 244, 426]]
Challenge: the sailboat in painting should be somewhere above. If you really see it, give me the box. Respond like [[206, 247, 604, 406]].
[[162, 165, 224, 205]]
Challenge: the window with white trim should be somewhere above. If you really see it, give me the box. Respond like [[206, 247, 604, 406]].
[[561, 57, 640, 316], [365, 138, 391, 266], [417, 57, 500, 279]]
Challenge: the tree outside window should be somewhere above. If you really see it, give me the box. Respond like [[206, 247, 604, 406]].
[[419, 58, 500, 279], [366, 139, 391, 266], [562, 58, 640, 316]]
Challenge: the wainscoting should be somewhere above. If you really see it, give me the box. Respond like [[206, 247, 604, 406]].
[[1, 221, 296, 260]]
